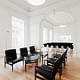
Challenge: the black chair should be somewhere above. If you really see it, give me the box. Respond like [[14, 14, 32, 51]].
[[20, 47, 28, 58], [4, 49, 23, 71], [44, 49, 68, 71], [53, 49, 68, 67], [43, 49, 68, 76], [35, 56, 62, 80], [29, 46, 41, 55]]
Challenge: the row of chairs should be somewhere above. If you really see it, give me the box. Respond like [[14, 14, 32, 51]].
[[44, 42, 73, 49], [4, 46, 40, 71], [35, 49, 68, 80]]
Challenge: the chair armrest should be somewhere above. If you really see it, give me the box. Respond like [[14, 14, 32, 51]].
[[36, 66, 53, 73], [36, 49, 41, 51], [43, 53, 48, 58], [4, 56, 12, 59], [4, 56, 13, 62], [36, 49, 41, 53], [41, 51, 48, 53]]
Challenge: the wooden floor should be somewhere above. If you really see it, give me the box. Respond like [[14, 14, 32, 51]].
[[0, 53, 80, 80]]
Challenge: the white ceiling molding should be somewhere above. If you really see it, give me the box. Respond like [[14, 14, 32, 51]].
[[0, 0, 80, 16], [40, 11, 74, 28], [29, 0, 80, 16], [0, 0, 29, 16], [44, 19, 55, 26], [8, 0, 63, 12], [46, 12, 74, 25]]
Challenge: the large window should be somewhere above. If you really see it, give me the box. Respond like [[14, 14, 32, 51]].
[[49, 29, 53, 42], [59, 35, 72, 42], [43, 27, 53, 43], [12, 16, 24, 51], [43, 27, 48, 43]]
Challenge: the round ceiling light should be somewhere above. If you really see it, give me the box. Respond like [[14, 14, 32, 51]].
[[59, 25, 66, 28], [27, 0, 46, 6]]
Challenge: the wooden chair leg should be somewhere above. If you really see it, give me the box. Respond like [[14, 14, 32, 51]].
[[4, 62, 6, 68], [42, 56, 43, 64], [35, 67, 36, 80], [25, 61, 26, 72], [60, 64, 62, 75], [59, 70, 61, 80], [12, 64, 13, 72], [4, 57, 6, 68], [66, 56, 67, 61], [59, 72, 61, 80], [23, 60, 24, 66], [64, 60, 66, 68]]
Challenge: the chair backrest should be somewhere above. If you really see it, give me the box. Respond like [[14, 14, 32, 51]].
[[5, 49, 17, 61], [20, 47, 28, 57], [63, 49, 68, 59], [30, 46, 36, 54], [52, 55, 62, 79]]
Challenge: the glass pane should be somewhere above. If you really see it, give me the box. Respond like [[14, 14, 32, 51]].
[[49, 29, 53, 42], [12, 16, 24, 51], [43, 27, 48, 43]]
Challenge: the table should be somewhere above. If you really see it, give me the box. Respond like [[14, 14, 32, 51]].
[[24, 54, 40, 72]]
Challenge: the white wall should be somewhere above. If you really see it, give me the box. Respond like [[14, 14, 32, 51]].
[[0, 3, 30, 56], [0, 0, 80, 57], [30, 15, 44, 48], [29, 1, 80, 56], [68, 4, 80, 56]]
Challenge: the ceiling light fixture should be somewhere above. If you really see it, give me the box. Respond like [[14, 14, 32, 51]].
[[59, 25, 66, 28], [27, 0, 46, 6]]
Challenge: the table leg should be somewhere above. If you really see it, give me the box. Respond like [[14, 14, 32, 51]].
[[42, 55, 43, 64], [25, 61, 26, 72]]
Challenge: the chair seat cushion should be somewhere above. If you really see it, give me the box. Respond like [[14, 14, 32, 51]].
[[47, 58, 57, 64], [53, 54, 61, 58], [36, 64, 53, 79]]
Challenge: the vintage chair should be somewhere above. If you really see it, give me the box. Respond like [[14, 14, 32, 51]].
[[29, 46, 41, 55], [4, 49, 23, 71], [35, 56, 62, 80], [44, 49, 68, 73], [53, 49, 68, 67], [20, 47, 28, 58]]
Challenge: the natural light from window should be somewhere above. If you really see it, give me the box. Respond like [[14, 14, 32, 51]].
[[43, 27, 48, 43], [59, 35, 72, 42], [49, 29, 53, 42], [12, 16, 24, 51]]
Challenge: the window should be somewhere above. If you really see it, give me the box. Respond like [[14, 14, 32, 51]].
[[12, 16, 24, 51], [59, 35, 72, 42], [43, 27, 48, 43], [49, 29, 53, 42]]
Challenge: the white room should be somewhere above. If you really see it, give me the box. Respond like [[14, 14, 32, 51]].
[[0, 0, 80, 80]]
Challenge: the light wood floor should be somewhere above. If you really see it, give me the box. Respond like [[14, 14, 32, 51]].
[[0, 54, 80, 80]]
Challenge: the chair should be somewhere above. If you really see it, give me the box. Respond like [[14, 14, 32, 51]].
[[4, 49, 23, 71], [44, 49, 68, 71], [35, 56, 62, 80], [20, 47, 28, 58], [29, 46, 41, 55], [53, 49, 68, 67]]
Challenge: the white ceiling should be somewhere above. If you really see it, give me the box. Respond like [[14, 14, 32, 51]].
[[0, 0, 79, 14], [8, 0, 65, 12], [1, 0, 80, 16], [6, 0, 80, 14]]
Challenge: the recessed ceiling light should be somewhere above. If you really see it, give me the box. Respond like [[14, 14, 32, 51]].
[[27, 0, 46, 6], [59, 25, 66, 28]]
